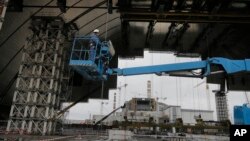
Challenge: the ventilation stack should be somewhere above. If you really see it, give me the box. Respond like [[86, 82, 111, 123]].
[[147, 80, 152, 98]]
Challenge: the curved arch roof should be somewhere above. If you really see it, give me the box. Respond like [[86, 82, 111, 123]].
[[1, 0, 250, 117]]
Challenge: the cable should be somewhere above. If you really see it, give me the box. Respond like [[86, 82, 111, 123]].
[[0, 0, 83, 103], [175, 57, 179, 106], [0, 72, 18, 102], [1, 1, 116, 108], [1, 0, 102, 76], [191, 70, 202, 76], [57, 0, 83, 17], [94, 104, 125, 125], [100, 80, 105, 114], [67, 1, 106, 24], [0, 45, 23, 75], [52, 85, 102, 120], [244, 91, 249, 104], [179, 73, 182, 106], [77, 12, 107, 31], [150, 50, 154, 99], [0, 0, 83, 76], [99, 25, 120, 37], [104, 12, 109, 41], [104, 0, 110, 41], [206, 80, 211, 110], [85, 17, 120, 35], [0, 0, 55, 49], [191, 78, 196, 116], [196, 79, 201, 114]]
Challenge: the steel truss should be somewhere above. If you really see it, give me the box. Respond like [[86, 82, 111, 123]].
[[215, 92, 229, 122], [6, 17, 71, 135]]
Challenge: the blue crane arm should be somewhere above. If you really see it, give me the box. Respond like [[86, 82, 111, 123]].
[[107, 57, 250, 77], [107, 60, 208, 76], [69, 35, 250, 80]]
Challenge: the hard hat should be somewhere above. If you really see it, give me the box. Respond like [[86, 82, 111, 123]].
[[93, 29, 99, 33]]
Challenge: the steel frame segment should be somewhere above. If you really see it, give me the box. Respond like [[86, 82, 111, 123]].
[[120, 11, 250, 24], [215, 92, 229, 121], [7, 17, 68, 135]]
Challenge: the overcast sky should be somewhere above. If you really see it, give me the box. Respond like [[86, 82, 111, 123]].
[[66, 51, 249, 123]]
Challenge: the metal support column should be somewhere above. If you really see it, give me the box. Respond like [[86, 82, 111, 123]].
[[6, 17, 69, 135]]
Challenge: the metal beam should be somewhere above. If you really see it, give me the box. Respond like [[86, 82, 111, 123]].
[[172, 23, 190, 51], [145, 20, 156, 46], [52, 85, 102, 120], [120, 11, 250, 24], [162, 22, 176, 48], [23, 5, 120, 9], [67, 1, 106, 25]]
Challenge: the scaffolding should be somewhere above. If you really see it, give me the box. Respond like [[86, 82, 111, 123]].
[[215, 91, 229, 121], [6, 17, 70, 135]]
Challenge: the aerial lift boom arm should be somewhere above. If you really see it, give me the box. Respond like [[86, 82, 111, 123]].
[[69, 36, 250, 80], [69, 36, 250, 125], [107, 58, 250, 77]]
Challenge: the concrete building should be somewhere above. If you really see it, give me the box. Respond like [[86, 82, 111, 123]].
[[93, 98, 214, 126], [181, 109, 214, 125], [1, 0, 250, 135]]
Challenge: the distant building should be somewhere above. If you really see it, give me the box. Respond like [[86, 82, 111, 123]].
[[92, 98, 214, 126], [181, 109, 214, 124]]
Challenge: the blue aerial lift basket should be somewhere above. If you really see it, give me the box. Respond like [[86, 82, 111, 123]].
[[69, 36, 113, 81]]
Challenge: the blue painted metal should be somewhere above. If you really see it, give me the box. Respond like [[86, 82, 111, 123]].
[[209, 57, 250, 74], [107, 57, 250, 77], [108, 60, 208, 76], [69, 60, 106, 81], [69, 36, 112, 81], [234, 104, 250, 125], [69, 36, 250, 81]]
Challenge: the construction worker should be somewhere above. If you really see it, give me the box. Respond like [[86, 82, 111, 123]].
[[90, 29, 101, 46], [89, 29, 101, 61]]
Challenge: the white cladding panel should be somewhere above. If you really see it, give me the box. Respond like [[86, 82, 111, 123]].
[[181, 109, 214, 125]]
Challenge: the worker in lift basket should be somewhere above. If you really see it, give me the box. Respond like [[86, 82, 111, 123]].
[[89, 29, 101, 61]]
